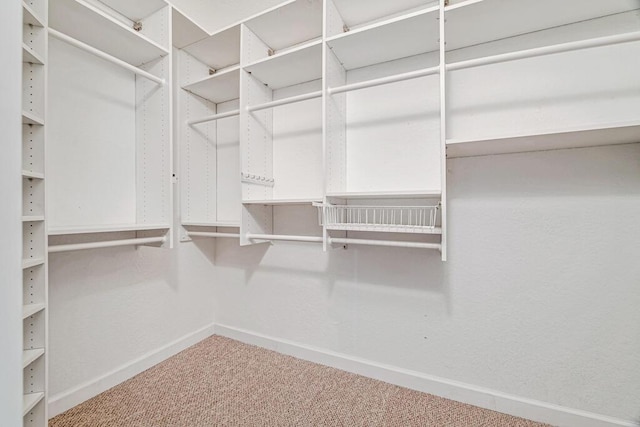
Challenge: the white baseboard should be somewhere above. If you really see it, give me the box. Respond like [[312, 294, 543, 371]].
[[47, 323, 216, 418], [215, 324, 638, 427]]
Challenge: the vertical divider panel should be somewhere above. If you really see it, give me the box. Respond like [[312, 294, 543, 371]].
[[240, 23, 274, 245], [324, 48, 346, 195], [439, 0, 447, 261], [136, 6, 173, 247]]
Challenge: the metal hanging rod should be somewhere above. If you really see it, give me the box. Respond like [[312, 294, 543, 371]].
[[48, 29, 165, 85], [329, 66, 440, 95], [187, 109, 240, 126], [247, 90, 323, 112], [447, 31, 640, 72], [246, 234, 324, 243], [188, 232, 240, 239], [329, 237, 441, 250], [48, 236, 166, 253]]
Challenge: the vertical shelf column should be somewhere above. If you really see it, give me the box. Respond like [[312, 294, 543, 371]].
[[21, 0, 48, 425], [439, 0, 447, 261]]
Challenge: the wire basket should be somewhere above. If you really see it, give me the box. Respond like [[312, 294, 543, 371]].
[[314, 203, 440, 234]]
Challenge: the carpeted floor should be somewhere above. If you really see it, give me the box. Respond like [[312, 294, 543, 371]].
[[49, 336, 549, 427]]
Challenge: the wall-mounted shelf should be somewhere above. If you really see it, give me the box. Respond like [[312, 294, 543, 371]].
[[183, 66, 240, 104], [22, 111, 44, 126], [326, 6, 439, 70], [97, 0, 167, 21], [244, 40, 322, 89], [172, 7, 208, 49], [49, 0, 169, 66], [23, 303, 46, 319], [22, 349, 45, 369], [326, 191, 442, 199], [23, 392, 44, 416], [23, 2, 45, 27], [48, 224, 171, 236], [182, 25, 241, 71], [330, 0, 435, 30], [22, 259, 45, 269], [23, 44, 45, 65], [243, 198, 322, 206], [22, 170, 44, 180], [182, 221, 240, 228]]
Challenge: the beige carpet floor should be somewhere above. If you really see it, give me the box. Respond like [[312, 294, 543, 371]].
[[50, 336, 549, 427]]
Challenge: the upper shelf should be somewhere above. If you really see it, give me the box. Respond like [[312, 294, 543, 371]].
[[244, 40, 322, 89], [446, 120, 640, 158], [244, 0, 323, 52], [49, 0, 169, 67], [172, 7, 208, 49], [23, 1, 45, 27], [445, 0, 640, 52], [331, 0, 437, 29], [48, 223, 171, 236], [183, 66, 240, 104], [96, 0, 167, 21], [327, 6, 439, 70], [182, 25, 241, 71], [327, 191, 442, 199]]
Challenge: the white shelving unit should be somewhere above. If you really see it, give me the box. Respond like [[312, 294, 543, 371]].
[[47, 0, 173, 252], [21, 0, 48, 424]]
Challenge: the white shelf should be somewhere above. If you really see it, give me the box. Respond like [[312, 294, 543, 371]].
[[183, 65, 240, 104], [244, 39, 323, 89], [447, 121, 640, 158], [22, 216, 45, 222], [183, 25, 240, 70], [22, 111, 44, 126], [327, 191, 441, 199], [49, 0, 169, 67], [23, 392, 44, 416], [326, 6, 439, 70], [245, 0, 323, 52], [22, 170, 44, 180], [172, 7, 208, 49], [22, 348, 45, 368], [22, 2, 45, 27], [445, 0, 640, 52], [331, 0, 435, 28], [182, 221, 241, 228], [22, 258, 45, 269], [327, 225, 442, 235], [23, 303, 45, 319], [98, 0, 167, 21], [243, 198, 322, 206], [48, 223, 171, 236]]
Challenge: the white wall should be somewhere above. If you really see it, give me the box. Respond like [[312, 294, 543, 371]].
[[0, 0, 25, 425]]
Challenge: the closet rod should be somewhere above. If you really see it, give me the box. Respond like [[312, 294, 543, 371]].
[[48, 236, 166, 253], [48, 29, 165, 85], [447, 31, 640, 71], [247, 90, 323, 112], [246, 234, 324, 243], [329, 66, 440, 95], [329, 237, 441, 250], [188, 109, 240, 126], [188, 232, 240, 238]]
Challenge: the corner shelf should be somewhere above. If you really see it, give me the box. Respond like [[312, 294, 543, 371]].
[[182, 25, 241, 71], [49, 0, 169, 66], [183, 65, 240, 104]]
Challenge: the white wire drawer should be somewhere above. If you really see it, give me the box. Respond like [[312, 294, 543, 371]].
[[314, 203, 441, 234]]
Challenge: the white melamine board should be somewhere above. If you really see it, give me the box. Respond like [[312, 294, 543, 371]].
[[22, 221, 45, 261], [272, 81, 323, 200], [331, 0, 436, 28], [447, 121, 640, 158], [23, 2, 45, 27], [245, 41, 322, 89], [445, 0, 640, 52], [172, 7, 207, 49], [327, 7, 439, 70], [23, 303, 45, 319], [216, 100, 241, 223], [97, 0, 166, 21], [22, 44, 44, 64], [49, 0, 168, 66], [183, 25, 241, 70], [22, 111, 44, 126], [48, 39, 136, 227], [48, 224, 170, 235], [22, 63, 45, 121], [23, 392, 44, 416], [327, 190, 441, 199], [345, 63, 441, 193], [22, 124, 44, 174], [244, 0, 323, 51], [22, 349, 45, 369], [22, 259, 45, 269], [183, 66, 240, 104], [447, 41, 640, 144], [325, 49, 347, 194], [243, 199, 322, 205]]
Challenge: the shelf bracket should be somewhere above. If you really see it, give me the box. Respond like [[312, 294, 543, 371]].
[[133, 21, 142, 32]]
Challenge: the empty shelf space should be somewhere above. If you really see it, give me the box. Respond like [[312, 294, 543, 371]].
[[23, 392, 44, 416], [22, 111, 44, 126], [326, 191, 441, 199], [446, 120, 640, 158], [182, 221, 241, 228], [22, 2, 45, 27], [22, 216, 45, 222], [327, 6, 439, 70], [445, 0, 640, 52], [48, 223, 171, 236], [182, 25, 240, 70], [243, 198, 323, 206], [330, 0, 436, 29], [244, 40, 323, 89], [22, 44, 44, 64], [22, 170, 44, 180], [22, 348, 45, 368], [23, 303, 45, 319], [49, 0, 169, 66], [97, 0, 167, 22], [183, 66, 240, 104], [22, 258, 45, 269]]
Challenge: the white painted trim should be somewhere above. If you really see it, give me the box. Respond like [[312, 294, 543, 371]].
[[215, 324, 638, 427], [47, 323, 216, 418]]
